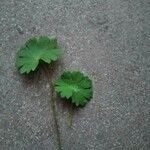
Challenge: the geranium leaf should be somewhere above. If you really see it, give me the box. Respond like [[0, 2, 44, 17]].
[[16, 36, 61, 74], [54, 71, 93, 106]]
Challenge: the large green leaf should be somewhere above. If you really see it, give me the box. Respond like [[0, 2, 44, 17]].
[[16, 36, 61, 74], [54, 71, 93, 106]]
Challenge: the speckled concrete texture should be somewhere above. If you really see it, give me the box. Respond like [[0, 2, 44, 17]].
[[0, 0, 150, 150]]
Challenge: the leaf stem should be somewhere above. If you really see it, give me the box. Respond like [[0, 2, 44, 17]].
[[50, 84, 62, 150], [44, 66, 62, 150], [68, 104, 74, 128]]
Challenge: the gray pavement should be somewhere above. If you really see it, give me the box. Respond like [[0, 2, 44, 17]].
[[0, 0, 150, 150]]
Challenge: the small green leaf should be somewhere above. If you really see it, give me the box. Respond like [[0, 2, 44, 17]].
[[54, 71, 93, 106], [16, 36, 61, 74]]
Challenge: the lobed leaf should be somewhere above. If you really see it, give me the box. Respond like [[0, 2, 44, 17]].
[[54, 71, 93, 106], [16, 36, 61, 74]]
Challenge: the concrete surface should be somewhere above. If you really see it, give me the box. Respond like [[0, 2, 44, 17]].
[[0, 0, 150, 150]]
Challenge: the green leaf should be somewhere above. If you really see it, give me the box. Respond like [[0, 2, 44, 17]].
[[15, 36, 61, 74], [54, 71, 93, 106]]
